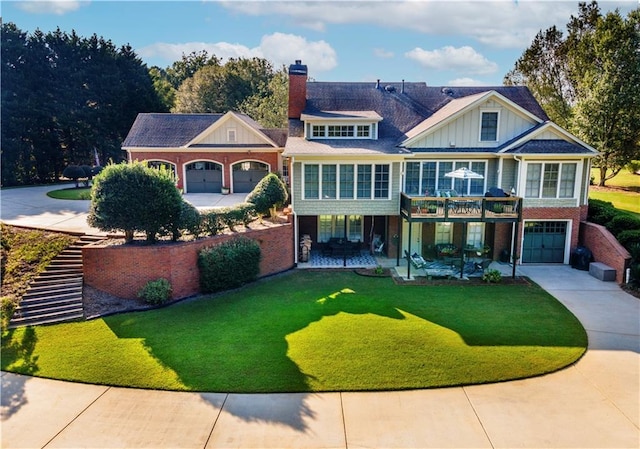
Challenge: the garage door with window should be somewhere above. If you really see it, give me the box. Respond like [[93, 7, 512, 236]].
[[522, 221, 567, 263], [186, 162, 222, 193], [233, 161, 269, 193]]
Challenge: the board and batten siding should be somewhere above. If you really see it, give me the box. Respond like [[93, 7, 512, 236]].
[[199, 120, 269, 146], [407, 100, 537, 149], [291, 161, 401, 216]]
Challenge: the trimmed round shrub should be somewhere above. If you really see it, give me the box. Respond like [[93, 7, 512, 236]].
[[62, 165, 87, 188], [588, 199, 616, 225], [87, 161, 183, 243], [198, 237, 261, 293], [606, 214, 640, 239], [617, 229, 640, 250], [137, 278, 172, 305], [245, 173, 288, 218]]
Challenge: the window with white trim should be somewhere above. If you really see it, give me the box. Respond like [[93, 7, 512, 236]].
[[525, 162, 577, 198], [435, 223, 453, 244], [318, 215, 363, 242], [466, 223, 485, 248], [404, 160, 486, 196], [480, 111, 499, 142], [303, 163, 390, 200], [307, 123, 375, 140], [227, 129, 236, 142]]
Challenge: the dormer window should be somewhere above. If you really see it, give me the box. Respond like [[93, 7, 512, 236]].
[[480, 111, 499, 142], [301, 111, 382, 140]]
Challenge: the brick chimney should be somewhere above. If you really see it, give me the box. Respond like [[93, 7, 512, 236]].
[[288, 60, 307, 119]]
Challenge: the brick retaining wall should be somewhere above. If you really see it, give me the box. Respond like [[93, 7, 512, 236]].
[[83, 222, 294, 300], [580, 221, 631, 284]]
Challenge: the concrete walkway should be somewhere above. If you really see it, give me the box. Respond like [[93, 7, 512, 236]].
[[1, 186, 639, 448]]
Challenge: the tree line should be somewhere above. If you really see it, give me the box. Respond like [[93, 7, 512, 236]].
[[505, 1, 640, 186], [1, 24, 287, 187]]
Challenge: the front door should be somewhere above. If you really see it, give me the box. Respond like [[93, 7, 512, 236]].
[[522, 221, 567, 263], [402, 222, 422, 256]]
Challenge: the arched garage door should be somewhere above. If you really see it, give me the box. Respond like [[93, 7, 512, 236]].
[[522, 221, 567, 263], [233, 161, 268, 193], [186, 162, 222, 193]]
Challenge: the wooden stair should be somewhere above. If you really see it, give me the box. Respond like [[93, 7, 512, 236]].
[[9, 235, 107, 328]]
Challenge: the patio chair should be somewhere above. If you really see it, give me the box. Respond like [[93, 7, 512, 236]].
[[474, 259, 492, 273], [405, 250, 427, 269]]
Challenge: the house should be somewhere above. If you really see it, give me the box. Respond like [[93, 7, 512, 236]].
[[122, 111, 287, 194], [283, 60, 597, 267]]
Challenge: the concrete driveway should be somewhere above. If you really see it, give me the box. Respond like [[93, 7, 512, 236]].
[[1, 186, 639, 448]]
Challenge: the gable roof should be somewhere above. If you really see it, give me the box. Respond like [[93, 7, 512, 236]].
[[500, 121, 597, 155], [122, 112, 285, 149]]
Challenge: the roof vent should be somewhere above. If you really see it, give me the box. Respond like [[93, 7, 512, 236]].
[[384, 85, 396, 92], [376, 79, 380, 89], [442, 87, 454, 96]]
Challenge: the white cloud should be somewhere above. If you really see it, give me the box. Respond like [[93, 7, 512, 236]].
[[374, 48, 394, 59], [447, 77, 491, 87], [15, 0, 86, 15], [405, 46, 498, 75], [138, 33, 337, 75], [220, 1, 583, 49]]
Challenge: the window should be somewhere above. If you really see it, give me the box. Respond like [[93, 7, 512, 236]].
[[227, 129, 236, 142], [328, 125, 354, 137], [304, 164, 319, 199], [525, 162, 577, 198], [480, 111, 499, 142], [435, 223, 453, 244], [357, 125, 370, 137], [318, 215, 362, 242], [340, 164, 354, 199], [374, 165, 390, 198], [357, 165, 372, 199], [322, 165, 337, 199], [303, 163, 389, 200], [405, 160, 485, 196], [559, 164, 576, 198], [307, 123, 375, 139], [312, 125, 326, 137], [466, 223, 485, 248]]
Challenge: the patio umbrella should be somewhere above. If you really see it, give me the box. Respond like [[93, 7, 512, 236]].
[[444, 167, 484, 179]]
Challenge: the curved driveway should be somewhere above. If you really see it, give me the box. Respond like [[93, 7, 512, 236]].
[[1, 185, 639, 448]]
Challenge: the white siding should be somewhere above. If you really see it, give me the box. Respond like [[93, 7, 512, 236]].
[[199, 120, 267, 145], [408, 99, 537, 149]]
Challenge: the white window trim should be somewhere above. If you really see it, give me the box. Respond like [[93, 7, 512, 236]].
[[304, 122, 376, 140], [479, 109, 500, 142], [523, 161, 580, 199], [404, 160, 487, 196], [302, 162, 392, 200], [227, 128, 237, 143]]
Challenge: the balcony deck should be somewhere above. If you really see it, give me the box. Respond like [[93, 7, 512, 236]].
[[400, 193, 522, 223]]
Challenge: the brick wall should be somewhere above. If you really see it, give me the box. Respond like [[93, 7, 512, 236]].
[[83, 222, 294, 300], [523, 207, 583, 252], [580, 221, 631, 284], [127, 151, 279, 192]]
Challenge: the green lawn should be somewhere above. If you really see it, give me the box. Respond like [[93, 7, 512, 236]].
[[589, 168, 640, 216], [46, 187, 91, 200], [1, 271, 587, 393]]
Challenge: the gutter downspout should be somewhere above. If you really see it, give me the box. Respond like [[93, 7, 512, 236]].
[[290, 156, 299, 265], [512, 155, 523, 270]]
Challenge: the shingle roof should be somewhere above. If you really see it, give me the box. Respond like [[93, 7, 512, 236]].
[[122, 113, 223, 148], [122, 112, 286, 148], [504, 139, 595, 155]]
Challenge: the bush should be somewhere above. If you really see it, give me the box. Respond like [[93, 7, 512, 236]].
[[198, 237, 261, 293], [80, 165, 94, 187], [87, 161, 183, 243], [236, 202, 257, 226], [245, 173, 288, 218], [482, 269, 502, 284], [162, 200, 202, 241], [200, 210, 225, 236], [62, 165, 87, 188], [618, 230, 640, 252], [587, 199, 616, 225], [137, 278, 172, 305], [606, 214, 640, 239]]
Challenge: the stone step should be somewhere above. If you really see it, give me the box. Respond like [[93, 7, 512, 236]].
[[9, 309, 84, 328], [15, 299, 83, 316], [22, 286, 83, 301]]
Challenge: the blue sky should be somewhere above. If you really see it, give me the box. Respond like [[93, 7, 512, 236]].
[[3, 0, 637, 86]]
